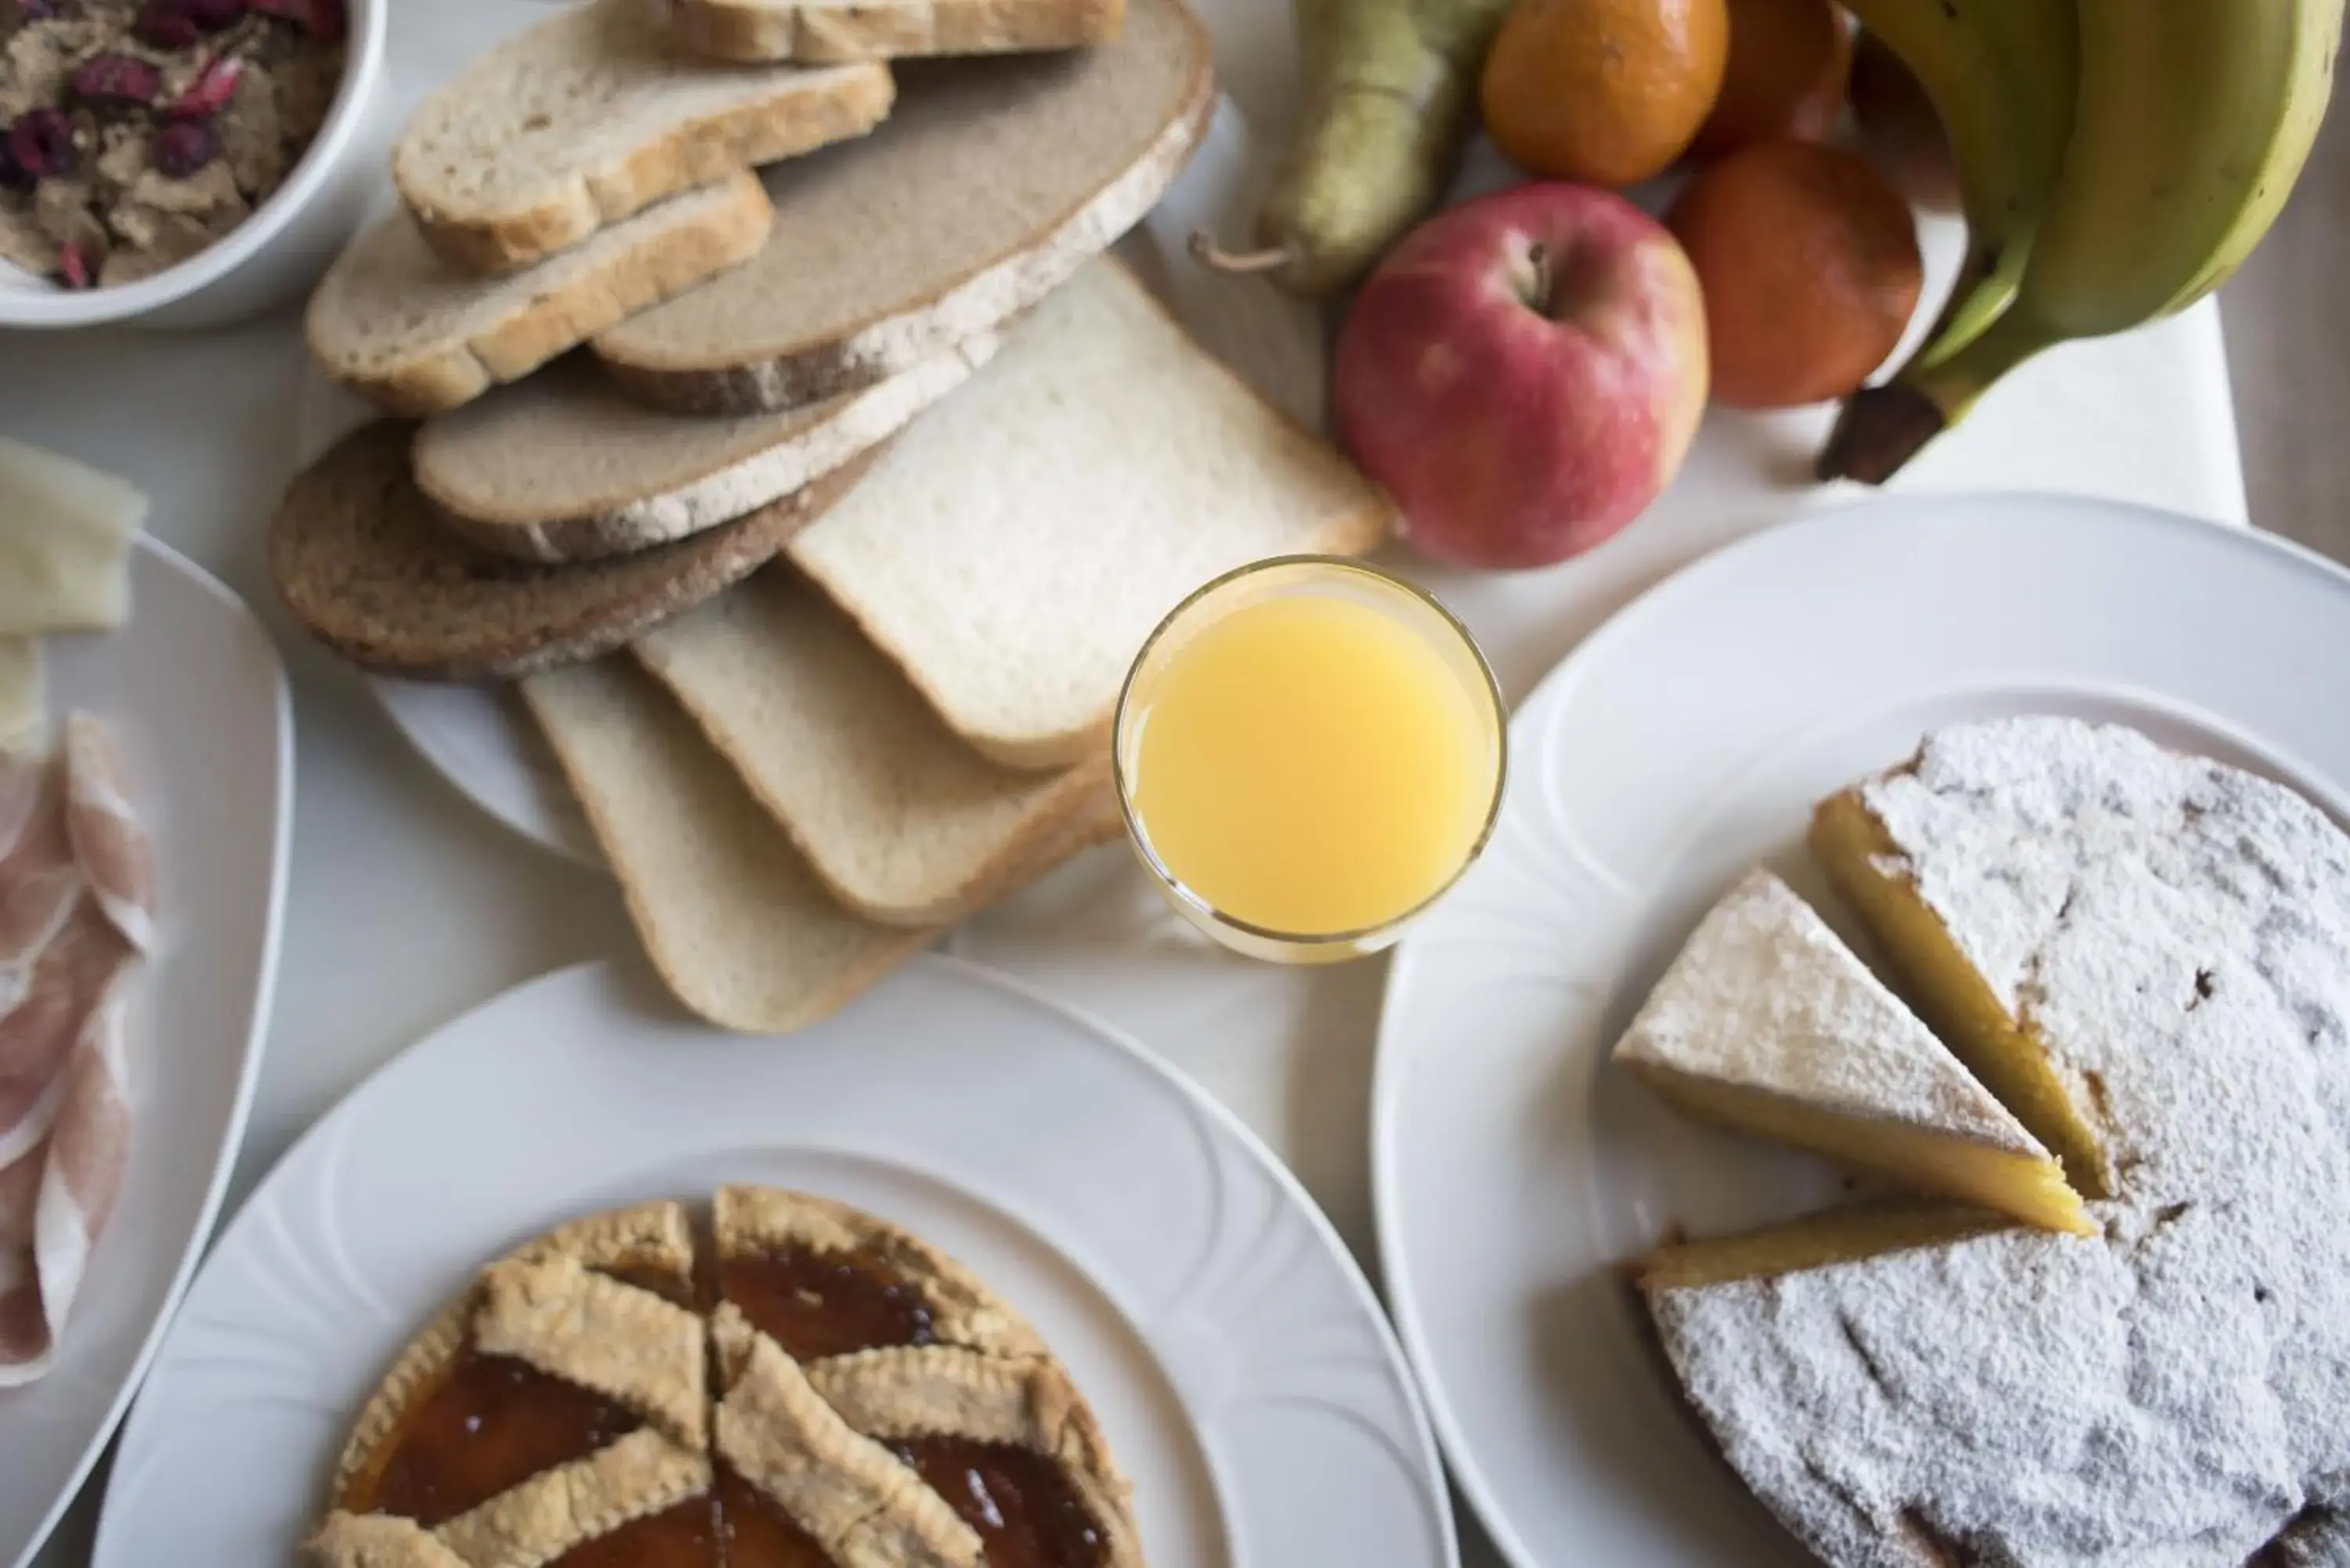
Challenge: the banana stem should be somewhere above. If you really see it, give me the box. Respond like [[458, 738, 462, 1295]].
[[1914, 237, 2020, 373], [1818, 306, 2060, 484]]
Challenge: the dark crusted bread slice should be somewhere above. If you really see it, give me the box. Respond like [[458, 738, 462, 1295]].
[[591, 0, 1212, 414], [306, 174, 774, 417], [411, 328, 1004, 563], [654, 0, 1123, 64], [392, 0, 891, 276], [269, 422, 873, 681]]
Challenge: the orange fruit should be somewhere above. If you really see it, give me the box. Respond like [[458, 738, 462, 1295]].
[[1666, 140, 1922, 408], [1691, 0, 1853, 157], [1849, 28, 1961, 211], [1481, 0, 1731, 187]]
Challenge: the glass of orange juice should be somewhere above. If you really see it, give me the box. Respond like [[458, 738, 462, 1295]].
[[1113, 556, 1507, 964]]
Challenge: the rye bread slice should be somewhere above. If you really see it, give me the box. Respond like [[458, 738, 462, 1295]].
[[591, 0, 1213, 414], [393, 0, 892, 276], [307, 174, 774, 417], [786, 258, 1393, 769], [634, 569, 1111, 927], [655, 0, 1124, 64], [413, 327, 1004, 562], [269, 422, 874, 681]]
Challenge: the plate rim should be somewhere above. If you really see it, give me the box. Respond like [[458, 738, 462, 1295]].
[[1368, 492, 2350, 1568], [96, 951, 1459, 1568], [9, 535, 295, 1568]]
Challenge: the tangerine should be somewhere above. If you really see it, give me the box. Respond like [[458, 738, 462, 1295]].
[[1480, 0, 1730, 187], [1667, 139, 1922, 408], [1691, 0, 1852, 157]]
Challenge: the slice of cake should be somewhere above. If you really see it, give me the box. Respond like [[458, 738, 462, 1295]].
[[1614, 869, 2091, 1234]]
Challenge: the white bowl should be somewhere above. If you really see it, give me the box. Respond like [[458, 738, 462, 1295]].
[[0, 0, 388, 331]]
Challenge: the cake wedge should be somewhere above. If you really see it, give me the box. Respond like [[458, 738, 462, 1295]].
[[1613, 869, 2091, 1234]]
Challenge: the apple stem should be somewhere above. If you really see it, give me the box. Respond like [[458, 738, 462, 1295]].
[[1524, 241, 1553, 313], [1189, 231, 1292, 275]]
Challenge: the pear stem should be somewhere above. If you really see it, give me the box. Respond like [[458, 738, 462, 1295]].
[[1189, 233, 1290, 274]]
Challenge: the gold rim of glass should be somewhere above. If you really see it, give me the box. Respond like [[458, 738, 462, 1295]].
[[1111, 555, 1510, 952]]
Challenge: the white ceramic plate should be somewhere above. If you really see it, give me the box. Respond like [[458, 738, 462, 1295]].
[[2, 540, 291, 1568], [93, 956, 1454, 1567], [1373, 494, 2350, 1568]]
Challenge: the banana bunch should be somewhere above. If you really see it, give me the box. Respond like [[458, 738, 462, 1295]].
[[1818, 0, 2343, 484]]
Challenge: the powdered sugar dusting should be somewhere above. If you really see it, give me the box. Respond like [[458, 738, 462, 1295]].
[[1616, 869, 2044, 1158], [1650, 717, 2350, 1566]]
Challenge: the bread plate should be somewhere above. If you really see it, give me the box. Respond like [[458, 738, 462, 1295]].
[[1372, 494, 2350, 1568], [0, 540, 292, 1568]]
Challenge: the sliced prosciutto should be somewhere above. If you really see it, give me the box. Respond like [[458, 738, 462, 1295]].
[[0, 714, 154, 1386]]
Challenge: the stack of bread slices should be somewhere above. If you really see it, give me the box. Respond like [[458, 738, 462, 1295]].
[[272, 0, 1395, 1035]]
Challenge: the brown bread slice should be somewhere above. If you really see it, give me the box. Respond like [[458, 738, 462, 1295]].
[[269, 423, 873, 681], [412, 328, 1004, 562], [592, 0, 1213, 414], [306, 174, 775, 417], [393, 0, 892, 276], [655, 0, 1123, 63]]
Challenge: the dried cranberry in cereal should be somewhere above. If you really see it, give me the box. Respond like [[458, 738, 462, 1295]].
[[153, 117, 220, 177], [73, 53, 164, 110], [5, 111, 77, 180]]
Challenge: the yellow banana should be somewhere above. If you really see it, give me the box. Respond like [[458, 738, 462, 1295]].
[[1840, 0, 2077, 369], [1823, 0, 2343, 483]]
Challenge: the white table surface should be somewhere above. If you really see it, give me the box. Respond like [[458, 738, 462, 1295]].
[[3, 1, 2247, 1562]]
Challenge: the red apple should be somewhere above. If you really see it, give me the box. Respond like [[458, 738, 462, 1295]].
[[1334, 183, 1709, 570]]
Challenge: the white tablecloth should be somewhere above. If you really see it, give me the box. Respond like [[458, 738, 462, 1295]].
[[5, 0, 2247, 1560]]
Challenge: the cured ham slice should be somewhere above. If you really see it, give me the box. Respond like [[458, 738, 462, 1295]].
[[63, 716, 157, 955], [0, 713, 153, 1386], [0, 763, 80, 1018]]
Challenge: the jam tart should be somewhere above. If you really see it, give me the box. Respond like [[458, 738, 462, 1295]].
[[309, 1187, 1141, 1568]]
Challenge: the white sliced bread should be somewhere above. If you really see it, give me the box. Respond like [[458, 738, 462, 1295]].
[[634, 569, 1110, 927], [269, 422, 877, 681], [522, 657, 930, 1034], [656, 0, 1123, 64], [393, 0, 892, 276], [786, 258, 1392, 770], [592, 0, 1212, 414], [414, 327, 1004, 562], [308, 174, 774, 417]]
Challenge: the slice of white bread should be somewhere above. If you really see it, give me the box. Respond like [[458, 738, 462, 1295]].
[[308, 174, 774, 417], [655, 0, 1123, 64], [269, 422, 877, 681], [522, 656, 930, 1034], [786, 258, 1391, 769], [635, 569, 1111, 927], [393, 0, 892, 276], [413, 328, 1004, 562], [592, 0, 1212, 414]]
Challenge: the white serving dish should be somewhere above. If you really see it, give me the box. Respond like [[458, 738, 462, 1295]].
[[0, 538, 292, 1568], [95, 956, 1455, 1568], [1373, 493, 2350, 1568]]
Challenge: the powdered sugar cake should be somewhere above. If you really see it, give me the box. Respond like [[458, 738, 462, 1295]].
[[1639, 717, 2350, 1566], [1612, 869, 2088, 1234]]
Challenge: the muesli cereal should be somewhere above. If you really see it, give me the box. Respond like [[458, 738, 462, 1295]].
[[0, 0, 345, 289]]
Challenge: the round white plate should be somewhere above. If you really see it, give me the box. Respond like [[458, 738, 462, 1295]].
[[2, 540, 291, 1568], [94, 956, 1455, 1568], [1372, 494, 2350, 1568]]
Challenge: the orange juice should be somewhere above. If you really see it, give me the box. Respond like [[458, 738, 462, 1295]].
[[1118, 561, 1503, 949]]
